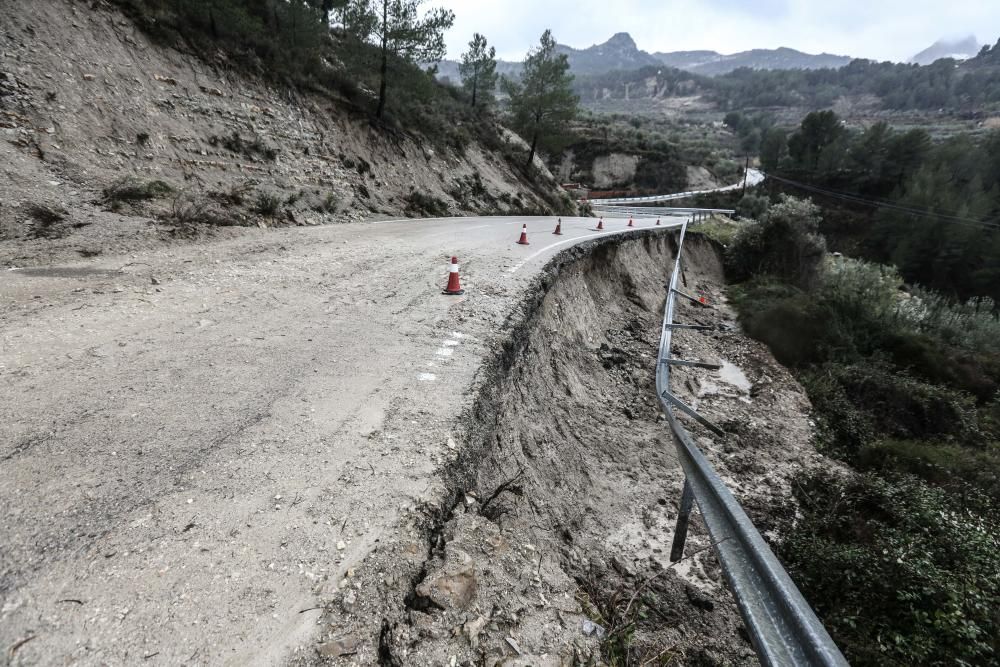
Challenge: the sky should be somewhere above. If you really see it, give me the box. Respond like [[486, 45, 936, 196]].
[[434, 0, 1000, 63]]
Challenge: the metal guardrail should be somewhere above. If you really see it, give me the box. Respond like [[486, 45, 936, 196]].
[[591, 205, 735, 218], [658, 220, 849, 667], [589, 168, 765, 205]]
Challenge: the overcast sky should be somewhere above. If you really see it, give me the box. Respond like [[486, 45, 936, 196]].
[[435, 0, 1000, 63]]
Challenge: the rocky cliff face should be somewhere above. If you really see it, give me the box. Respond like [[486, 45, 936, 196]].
[[0, 0, 568, 264]]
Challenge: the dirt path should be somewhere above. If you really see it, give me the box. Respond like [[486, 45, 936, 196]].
[[0, 216, 679, 665]]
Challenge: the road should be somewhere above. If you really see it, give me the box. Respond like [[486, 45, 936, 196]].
[[0, 214, 684, 664], [590, 168, 765, 205]]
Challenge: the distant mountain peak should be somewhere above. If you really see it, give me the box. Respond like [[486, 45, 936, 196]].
[[910, 35, 980, 65], [604, 32, 638, 50]]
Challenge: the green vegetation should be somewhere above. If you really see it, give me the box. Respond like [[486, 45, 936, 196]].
[[403, 190, 449, 217], [336, 0, 454, 119], [503, 30, 580, 173], [102, 178, 175, 211], [459, 33, 497, 109], [726, 196, 1000, 665], [209, 132, 278, 161], [765, 110, 1000, 303]]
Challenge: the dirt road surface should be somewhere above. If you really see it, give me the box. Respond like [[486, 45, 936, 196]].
[[0, 215, 683, 664]]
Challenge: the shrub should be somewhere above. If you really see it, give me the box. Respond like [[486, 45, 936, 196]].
[[102, 178, 174, 209], [781, 472, 1000, 666], [802, 362, 980, 458], [727, 195, 826, 289], [209, 132, 278, 161], [404, 191, 449, 218], [24, 203, 68, 239], [253, 193, 281, 217], [162, 191, 244, 232]]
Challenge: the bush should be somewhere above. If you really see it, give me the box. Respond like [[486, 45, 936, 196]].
[[802, 362, 980, 458], [727, 195, 826, 289], [253, 193, 281, 217], [404, 191, 449, 218], [782, 472, 1000, 666], [102, 178, 174, 210], [209, 132, 278, 161]]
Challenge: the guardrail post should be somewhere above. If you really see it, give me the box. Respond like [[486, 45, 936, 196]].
[[670, 477, 694, 562]]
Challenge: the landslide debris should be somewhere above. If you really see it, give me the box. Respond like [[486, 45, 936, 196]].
[[298, 230, 838, 665]]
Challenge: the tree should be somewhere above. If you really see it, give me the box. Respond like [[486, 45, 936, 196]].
[[760, 127, 788, 172], [459, 33, 497, 109], [503, 30, 578, 173], [336, 0, 454, 119]]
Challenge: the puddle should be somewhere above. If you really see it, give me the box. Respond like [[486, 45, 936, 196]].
[[717, 359, 751, 393], [10, 267, 120, 278]]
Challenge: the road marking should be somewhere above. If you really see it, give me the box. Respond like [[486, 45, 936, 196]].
[[507, 224, 682, 274]]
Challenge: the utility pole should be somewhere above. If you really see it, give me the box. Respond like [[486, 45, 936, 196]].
[[742, 156, 750, 197]]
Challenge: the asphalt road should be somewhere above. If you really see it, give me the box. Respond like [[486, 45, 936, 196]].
[[0, 214, 685, 665]]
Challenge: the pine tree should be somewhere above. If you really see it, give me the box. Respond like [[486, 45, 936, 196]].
[[336, 0, 454, 119], [459, 33, 497, 109], [503, 30, 578, 174]]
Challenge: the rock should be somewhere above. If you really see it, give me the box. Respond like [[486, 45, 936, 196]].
[[685, 585, 714, 611], [82, 74, 95, 81], [416, 565, 477, 609], [317, 634, 359, 658], [504, 637, 522, 655], [581, 619, 606, 639], [341, 588, 357, 612], [153, 74, 178, 85], [463, 615, 486, 648]]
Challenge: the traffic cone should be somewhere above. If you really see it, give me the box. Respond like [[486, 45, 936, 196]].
[[443, 256, 464, 295], [597, 217, 604, 231], [627, 217, 634, 228], [516, 224, 530, 245], [656, 218, 661, 226], [553, 218, 563, 235]]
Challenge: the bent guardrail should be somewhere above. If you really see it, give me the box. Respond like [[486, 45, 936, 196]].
[[658, 220, 848, 667]]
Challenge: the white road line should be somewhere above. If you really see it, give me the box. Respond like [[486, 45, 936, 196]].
[[507, 223, 683, 274]]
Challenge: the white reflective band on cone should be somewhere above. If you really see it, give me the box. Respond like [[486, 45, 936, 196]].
[[449, 264, 459, 272]]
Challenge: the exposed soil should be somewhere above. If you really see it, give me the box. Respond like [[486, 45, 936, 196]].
[[293, 232, 836, 666]]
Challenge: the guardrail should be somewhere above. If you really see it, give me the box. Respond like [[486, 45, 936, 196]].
[[591, 205, 735, 219], [658, 220, 848, 666], [589, 168, 765, 205]]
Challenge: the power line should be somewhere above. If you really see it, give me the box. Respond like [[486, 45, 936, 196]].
[[766, 174, 1000, 232]]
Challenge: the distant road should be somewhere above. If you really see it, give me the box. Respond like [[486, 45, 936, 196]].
[[589, 168, 765, 205]]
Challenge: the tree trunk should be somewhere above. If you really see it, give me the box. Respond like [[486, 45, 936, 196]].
[[525, 131, 539, 173], [470, 64, 478, 108], [375, 2, 388, 119], [376, 43, 388, 119]]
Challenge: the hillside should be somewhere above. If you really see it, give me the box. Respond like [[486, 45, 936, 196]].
[[0, 0, 572, 266]]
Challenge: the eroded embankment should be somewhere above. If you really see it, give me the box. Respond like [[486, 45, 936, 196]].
[[301, 231, 832, 666]]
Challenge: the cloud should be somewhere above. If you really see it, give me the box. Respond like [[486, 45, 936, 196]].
[[434, 0, 1000, 63]]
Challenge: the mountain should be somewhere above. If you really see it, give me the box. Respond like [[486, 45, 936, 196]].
[[436, 33, 854, 83], [654, 47, 852, 75], [555, 32, 663, 75], [910, 35, 981, 65]]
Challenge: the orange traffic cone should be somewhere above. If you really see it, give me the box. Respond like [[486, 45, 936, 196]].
[[597, 217, 604, 231], [627, 217, 634, 228], [443, 256, 464, 295], [516, 224, 530, 245], [656, 218, 661, 226], [553, 218, 563, 235]]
